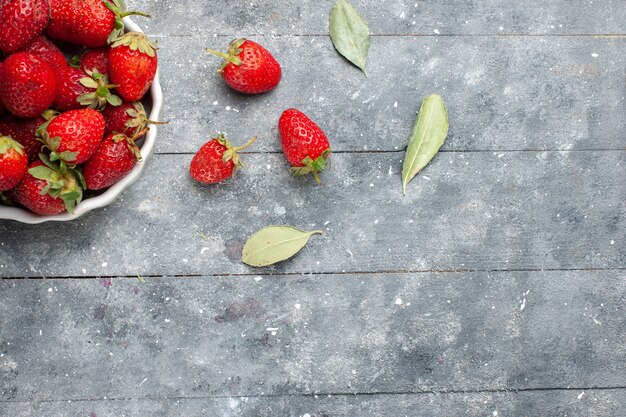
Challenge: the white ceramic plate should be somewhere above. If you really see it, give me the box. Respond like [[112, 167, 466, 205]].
[[0, 18, 163, 224]]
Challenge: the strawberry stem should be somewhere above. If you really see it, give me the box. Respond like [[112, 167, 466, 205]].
[[205, 48, 230, 60], [233, 136, 257, 152], [131, 128, 150, 142], [147, 119, 169, 125], [120, 11, 151, 18], [313, 170, 322, 185]]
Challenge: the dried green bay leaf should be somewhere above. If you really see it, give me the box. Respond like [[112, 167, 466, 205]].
[[402, 94, 449, 195], [242, 226, 323, 267], [330, 0, 370, 74]]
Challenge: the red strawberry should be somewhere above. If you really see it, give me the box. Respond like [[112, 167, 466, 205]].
[[1, 115, 47, 162], [109, 32, 158, 102], [47, 0, 149, 48], [11, 159, 84, 215], [0, 65, 6, 116], [80, 47, 110, 75], [83, 131, 143, 190], [0, 0, 50, 54], [102, 101, 162, 138], [206, 39, 281, 94], [190, 135, 257, 184], [40, 108, 105, 164], [54, 67, 92, 111], [0, 52, 57, 118], [0, 135, 28, 190], [278, 109, 331, 183], [20, 35, 67, 73], [54, 67, 121, 111]]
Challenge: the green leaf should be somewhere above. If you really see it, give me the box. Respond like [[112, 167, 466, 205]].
[[106, 94, 122, 106], [242, 226, 323, 267], [28, 166, 56, 181], [402, 94, 449, 195], [80, 77, 99, 89], [329, 0, 370, 75]]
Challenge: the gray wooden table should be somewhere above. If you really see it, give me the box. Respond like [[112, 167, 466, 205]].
[[1, 1, 625, 416]]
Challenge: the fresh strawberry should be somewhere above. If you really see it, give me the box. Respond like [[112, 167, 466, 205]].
[[190, 135, 257, 184], [83, 131, 144, 190], [0, 65, 6, 116], [20, 35, 67, 73], [1, 115, 47, 162], [102, 101, 162, 138], [278, 108, 331, 183], [206, 39, 281, 94], [11, 159, 84, 215], [47, 0, 149, 48], [54, 67, 92, 111], [0, 52, 57, 118], [0, 135, 28, 190], [54, 67, 121, 111], [80, 47, 110, 76], [109, 32, 158, 102], [40, 108, 105, 165], [0, 0, 50, 54]]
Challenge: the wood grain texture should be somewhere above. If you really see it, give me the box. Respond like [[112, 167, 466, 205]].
[[0, 151, 623, 277], [0, 271, 624, 402], [149, 36, 626, 153]]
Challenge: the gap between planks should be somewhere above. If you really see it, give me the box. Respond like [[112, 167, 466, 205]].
[[1, 386, 625, 405], [154, 148, 626, 156], [1, 267, 624, 281], [145, 33, 626, 39]]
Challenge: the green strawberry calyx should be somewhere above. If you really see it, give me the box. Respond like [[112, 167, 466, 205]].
[[206, 38, 246, 75], [217, 134, 257, 174], [112, 129, 147, 162], [78, 70, 122, 110], [110, 31, 158, 58], [104, 0, 152, 44], [124, 102, 168, 137], [291, 149, 331, 184], [0, 135, 25, 156], [37, 125, 79, 171], [28, 153, 86, 213]]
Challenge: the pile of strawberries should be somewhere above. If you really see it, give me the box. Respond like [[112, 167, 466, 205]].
[[0, 0, 157, 215], [192, 39, 331, 185]]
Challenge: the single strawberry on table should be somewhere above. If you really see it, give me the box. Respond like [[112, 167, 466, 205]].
[[40, 108, 105, 165], [102, 101, 161, 138], [54, 66, 121, 111], [206, 39, 281, 94], [83, 130, 145, 190], [109, 31, 158, 102], [19, 35, 68, 74], [0, 52, 57, 118], [190, 135, 257, 185], [0, 135, 28, 191], [11, 158, 84, 215], [0, 0, 50, 53], [278, 108, 331, 184], [47, 0, 150, 48]]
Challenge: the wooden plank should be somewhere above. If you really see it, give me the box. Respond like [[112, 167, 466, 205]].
[[1, 389, 625, 417], [150, 35, 626, 153], [129, 0, 626, 36], [1, 151, 623, 277], [0, 271, 624, 402]]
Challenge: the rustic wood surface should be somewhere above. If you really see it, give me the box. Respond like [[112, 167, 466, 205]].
[[1, 1, 624, 416]]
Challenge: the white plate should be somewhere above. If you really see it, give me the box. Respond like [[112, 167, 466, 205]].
[[0, 18, 163, 224]]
